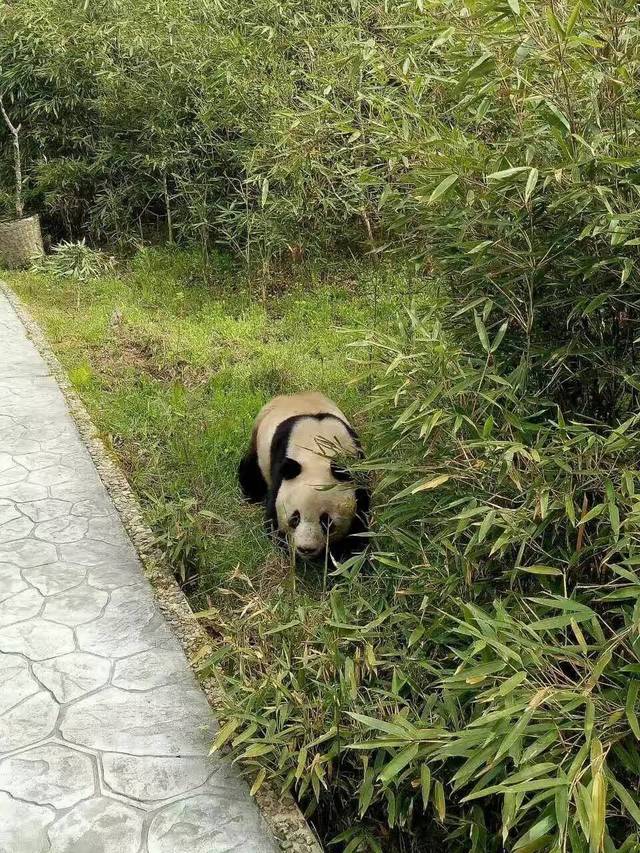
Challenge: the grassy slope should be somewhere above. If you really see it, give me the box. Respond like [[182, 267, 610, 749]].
[[5, 248, 412, 603]]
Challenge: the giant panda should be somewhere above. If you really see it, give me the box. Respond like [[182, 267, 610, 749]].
[[238, 392, 370, 560]]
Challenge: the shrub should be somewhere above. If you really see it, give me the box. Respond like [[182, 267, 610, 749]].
[[31, 239, 115, 281], [395, 0, 640, 423], [202, 0, 640, 850], [207, 308, 640, 853]]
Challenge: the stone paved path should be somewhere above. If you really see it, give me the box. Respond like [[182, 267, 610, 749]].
[[0, 292, 278, 853]]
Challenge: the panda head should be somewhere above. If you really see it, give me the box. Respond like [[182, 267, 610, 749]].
[[268, 417, 369, 560]]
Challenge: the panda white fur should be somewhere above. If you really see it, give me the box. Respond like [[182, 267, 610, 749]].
[[238, 392, 370, 560]]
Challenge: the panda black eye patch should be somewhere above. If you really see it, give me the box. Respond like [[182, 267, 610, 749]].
[[281, 457, 302, 479], [289, 511, 300, 528], [330, 460, 352, 482]]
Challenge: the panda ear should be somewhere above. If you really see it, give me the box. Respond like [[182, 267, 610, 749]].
[[330, 460, 352, 482], [281, 457, 302, 480]]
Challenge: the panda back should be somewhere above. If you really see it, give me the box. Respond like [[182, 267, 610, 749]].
[[254, 393, 350, 484]]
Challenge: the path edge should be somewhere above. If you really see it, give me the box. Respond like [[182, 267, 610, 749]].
[[0, 280, 323, 853]]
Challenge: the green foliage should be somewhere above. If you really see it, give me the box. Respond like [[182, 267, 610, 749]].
[[395, 0, 640, 423], [208, 308, 640, 853], [32, 240, 115, 281], [3, 0, 421, 255]]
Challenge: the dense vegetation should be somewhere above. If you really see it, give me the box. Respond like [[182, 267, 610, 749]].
[[3, 0, 640, 851]]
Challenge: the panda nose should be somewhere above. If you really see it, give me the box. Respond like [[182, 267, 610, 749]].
[[297, 546, 318, 558]]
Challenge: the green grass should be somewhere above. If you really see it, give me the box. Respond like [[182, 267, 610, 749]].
[[5, 247, 421, 603]]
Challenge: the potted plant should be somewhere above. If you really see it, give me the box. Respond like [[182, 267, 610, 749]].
[[0, 96, 43, 268]]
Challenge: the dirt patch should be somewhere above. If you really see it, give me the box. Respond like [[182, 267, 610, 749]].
[[89, 327, 216, 389]]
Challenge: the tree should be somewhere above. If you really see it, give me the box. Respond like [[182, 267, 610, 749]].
[[0, 96, 23, 218]]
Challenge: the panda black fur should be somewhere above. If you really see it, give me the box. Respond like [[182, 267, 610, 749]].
[[238, 392, 370, 560]]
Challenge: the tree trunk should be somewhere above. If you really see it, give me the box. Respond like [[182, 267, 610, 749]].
[[11, 129, 22, 219], [0, 97, 23, 219], [163, 172, 174, 244]]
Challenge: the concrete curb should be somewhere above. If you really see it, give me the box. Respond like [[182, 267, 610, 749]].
[[0, 280, 323, 853]]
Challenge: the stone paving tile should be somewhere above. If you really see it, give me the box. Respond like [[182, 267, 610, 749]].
[[0, 653, 39, 713], [23, 560, 87, 596], [0, 562, 29, 602], [0, 690, 59, 752], [147, 794, 275, 853], [47, 797, 145, 853], [102, 753, 212, 801], [0, 792, 55, 853], [33, 652, 111, 703], [0, 292, 278, 852], [0, 743, 96, 808], [0, 586, 43, 626]]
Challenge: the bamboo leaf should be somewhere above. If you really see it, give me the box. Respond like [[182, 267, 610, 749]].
[[428, 174, 459, 205], [566, 1, 581, 36], [609, 774, 640, 826], [467, 52, 494, 78], [474, 312, 490, 351], [463, 776, 565, 801], [586, 648, 613, 689], [578, 503, 605, 525], [296, 747, 308, 781], [358, 767, 375, 817], [421, 764, 431, 810], [609, 502, 620, 539], [546, 7, 565, 37], [250, 767, 266, 796], [528, 611, 592, 630], [544, 101, 571, 133], [211, 718, 241, 752], [626, 680, 640, 740], [477, 509, 495, 543], [518, 564, 563, 576], [348, 713, 411, 738], [555, 784, 569, 843], [589, 763, 606, 853], [498, 671, 528, 696], [487, 166, 529, 181], [412, 474, 450, 493], [379, 744, 419, 783], [408, 624, 426, 646], [490, 320, 508, 353], [241, 743, 274, 758], [467, 240, 493, 254], [524, 168, 539, 202], [584, 699, 595, 743], [433, 779, 446, 821]]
